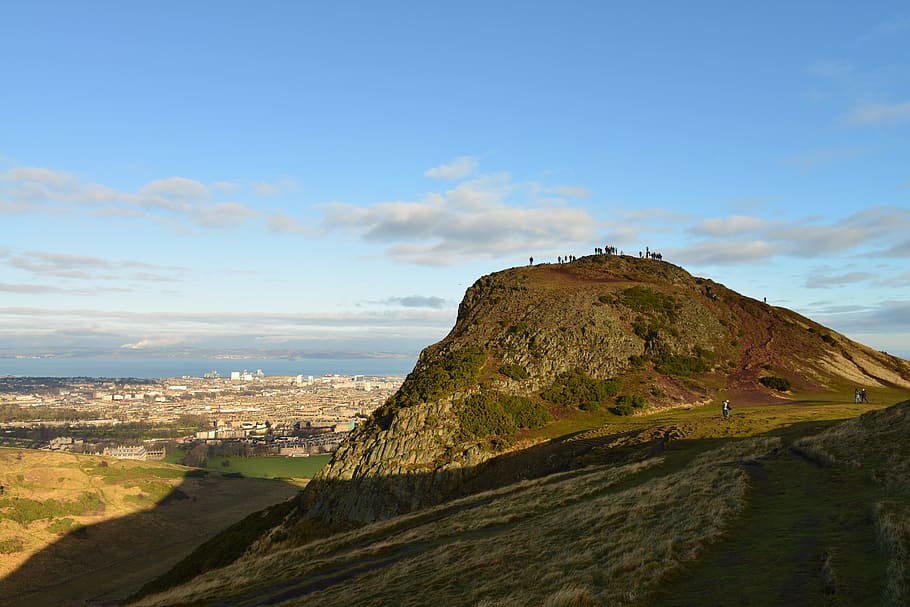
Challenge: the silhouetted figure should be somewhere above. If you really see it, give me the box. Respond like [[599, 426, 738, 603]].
[[861, 388, 868, 403], [529, 257, 533, 265]]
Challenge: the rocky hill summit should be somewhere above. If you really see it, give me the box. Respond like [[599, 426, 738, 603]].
[[290, 254, 909, 529]]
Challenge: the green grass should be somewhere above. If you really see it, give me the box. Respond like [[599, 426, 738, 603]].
[[0, 491, 102, 524]]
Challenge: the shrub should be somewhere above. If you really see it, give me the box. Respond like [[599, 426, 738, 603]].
[[821, 333, 835, 345], [759, 376, 791, 391], [653, 346, 716, 377], [611, 394, 647, 416], [456, 391, 551, 441], [0, 537, 24, 554], [499, 364, 529, 381], [0, 491, 102, 524], [541, 369, 621, 410], [617, 286, 680, 322], [373, 346, 487, 427]]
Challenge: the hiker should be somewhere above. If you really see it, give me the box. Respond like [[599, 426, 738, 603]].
[[529, 256, 534, 266], [722, 400, 731, 419], [861, 388, 868, 403], [854, 388, 860, 403]]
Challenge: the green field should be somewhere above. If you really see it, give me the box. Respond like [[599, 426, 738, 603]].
[[206, 454, 331, 479]]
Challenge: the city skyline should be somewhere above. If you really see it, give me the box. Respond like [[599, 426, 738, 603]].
[[2, 2, 909, 361]]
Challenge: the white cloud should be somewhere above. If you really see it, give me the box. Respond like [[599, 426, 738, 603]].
[[805, 272, 875, 288], [690, 215, 767, 236], [321, 172, 602, 265], [268, 211, 312, 235], [121, 336, 189, 350], [843, 100, 910, 126], [425, 156, 479, 180], [780, 147, 867, 171], [252, 177, 297, 196], [195, 202, 261, 228], [672, 240, 777, 265]]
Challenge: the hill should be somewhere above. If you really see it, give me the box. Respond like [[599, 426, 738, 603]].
[[130, 255, 910, 605], [131, 399, 910, 606], [0, 448, 303, 606], [293, 255, 909, 525]]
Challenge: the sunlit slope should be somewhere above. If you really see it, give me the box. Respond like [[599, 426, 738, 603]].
[[297, 255, 910, 526], [132, 400, 910, 607], [0, 448, 302, 606]]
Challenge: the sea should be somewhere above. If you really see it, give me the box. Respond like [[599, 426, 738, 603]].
[[0, 357, 417, 379]]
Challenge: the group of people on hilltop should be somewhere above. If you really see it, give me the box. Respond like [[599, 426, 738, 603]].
[[854, 388, 868, 403], [529, 244, 665, 266], [640, 246, 663, 261]]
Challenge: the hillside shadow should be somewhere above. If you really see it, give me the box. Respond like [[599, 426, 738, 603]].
[[3, 414, 856, 606], [0, 470, 302, 607]]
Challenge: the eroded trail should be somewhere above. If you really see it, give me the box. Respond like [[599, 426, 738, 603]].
[[650, 448, 886, 607]]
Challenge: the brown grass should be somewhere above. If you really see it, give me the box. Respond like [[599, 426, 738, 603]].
[[132, 438, 780, 607], [0, 448, 303, 606]]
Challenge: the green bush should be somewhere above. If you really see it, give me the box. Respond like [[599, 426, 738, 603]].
[[47, 517, 83, 535], [0, 537, 24, 554], [759, 376, 791, 391], [373, 346, 487, 427], [0, 491, 102, 524], [541, 369, 621, 410], [611, 394, 647, 416], [653, 346, 716, 377], [617, 287, 680, 322], [456, 391, 551, 441], [498, 364, 529, 381]]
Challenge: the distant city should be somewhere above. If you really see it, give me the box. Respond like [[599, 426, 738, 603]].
[[0, 369, 405, 461]]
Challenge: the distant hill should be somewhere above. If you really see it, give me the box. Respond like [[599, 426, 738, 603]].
[[132, 255, 910, 605], [0, 448, 302, 606]]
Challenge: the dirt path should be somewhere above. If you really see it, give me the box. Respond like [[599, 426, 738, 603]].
[[649, 448, 886, 606]]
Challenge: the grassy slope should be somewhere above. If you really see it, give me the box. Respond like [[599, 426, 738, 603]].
[[132, 391, 910, 607], [0, 449, 304, 606]]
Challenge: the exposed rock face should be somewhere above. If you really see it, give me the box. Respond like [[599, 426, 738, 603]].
[[303, 398, 492, 524], [295, 255, 910, 526]]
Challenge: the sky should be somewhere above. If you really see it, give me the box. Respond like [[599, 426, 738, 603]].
[[1, 1, 909, 363]]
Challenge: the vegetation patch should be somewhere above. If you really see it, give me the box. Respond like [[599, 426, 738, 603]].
[[611, 394, 647, 416], [456, 391, 551, 441], [541, 369, 621, 411], [0, 491, 102, 524], [498, 364, 529, 381], [653, 346, 716, 377], [0, 537, 24, 554], [373, 347, 488, 427], [759, 376, 792, 392], [47, 517, 83, 535], [618, 286, 680, 323]]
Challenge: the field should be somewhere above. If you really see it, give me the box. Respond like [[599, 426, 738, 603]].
[[0, 449, 305, 606], [206, 454, 332, 479], [164, 448, 332, 480], [133, 392, 910, 607]]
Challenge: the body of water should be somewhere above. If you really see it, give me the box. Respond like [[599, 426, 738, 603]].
[[0, 357, 417, 379]]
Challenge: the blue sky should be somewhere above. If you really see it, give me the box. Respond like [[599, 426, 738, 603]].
[[1, 1, 909, 361]]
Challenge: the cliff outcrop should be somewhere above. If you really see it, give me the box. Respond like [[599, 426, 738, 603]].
[[292, 255, 910, 526]]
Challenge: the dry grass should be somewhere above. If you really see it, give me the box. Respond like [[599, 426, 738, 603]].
[[875, 502, 910, 607], [0, 448, 303, 606], [133, 438, 780, 607]]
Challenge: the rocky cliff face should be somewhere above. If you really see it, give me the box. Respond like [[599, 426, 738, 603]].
[[291, 255, 910, 526]]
